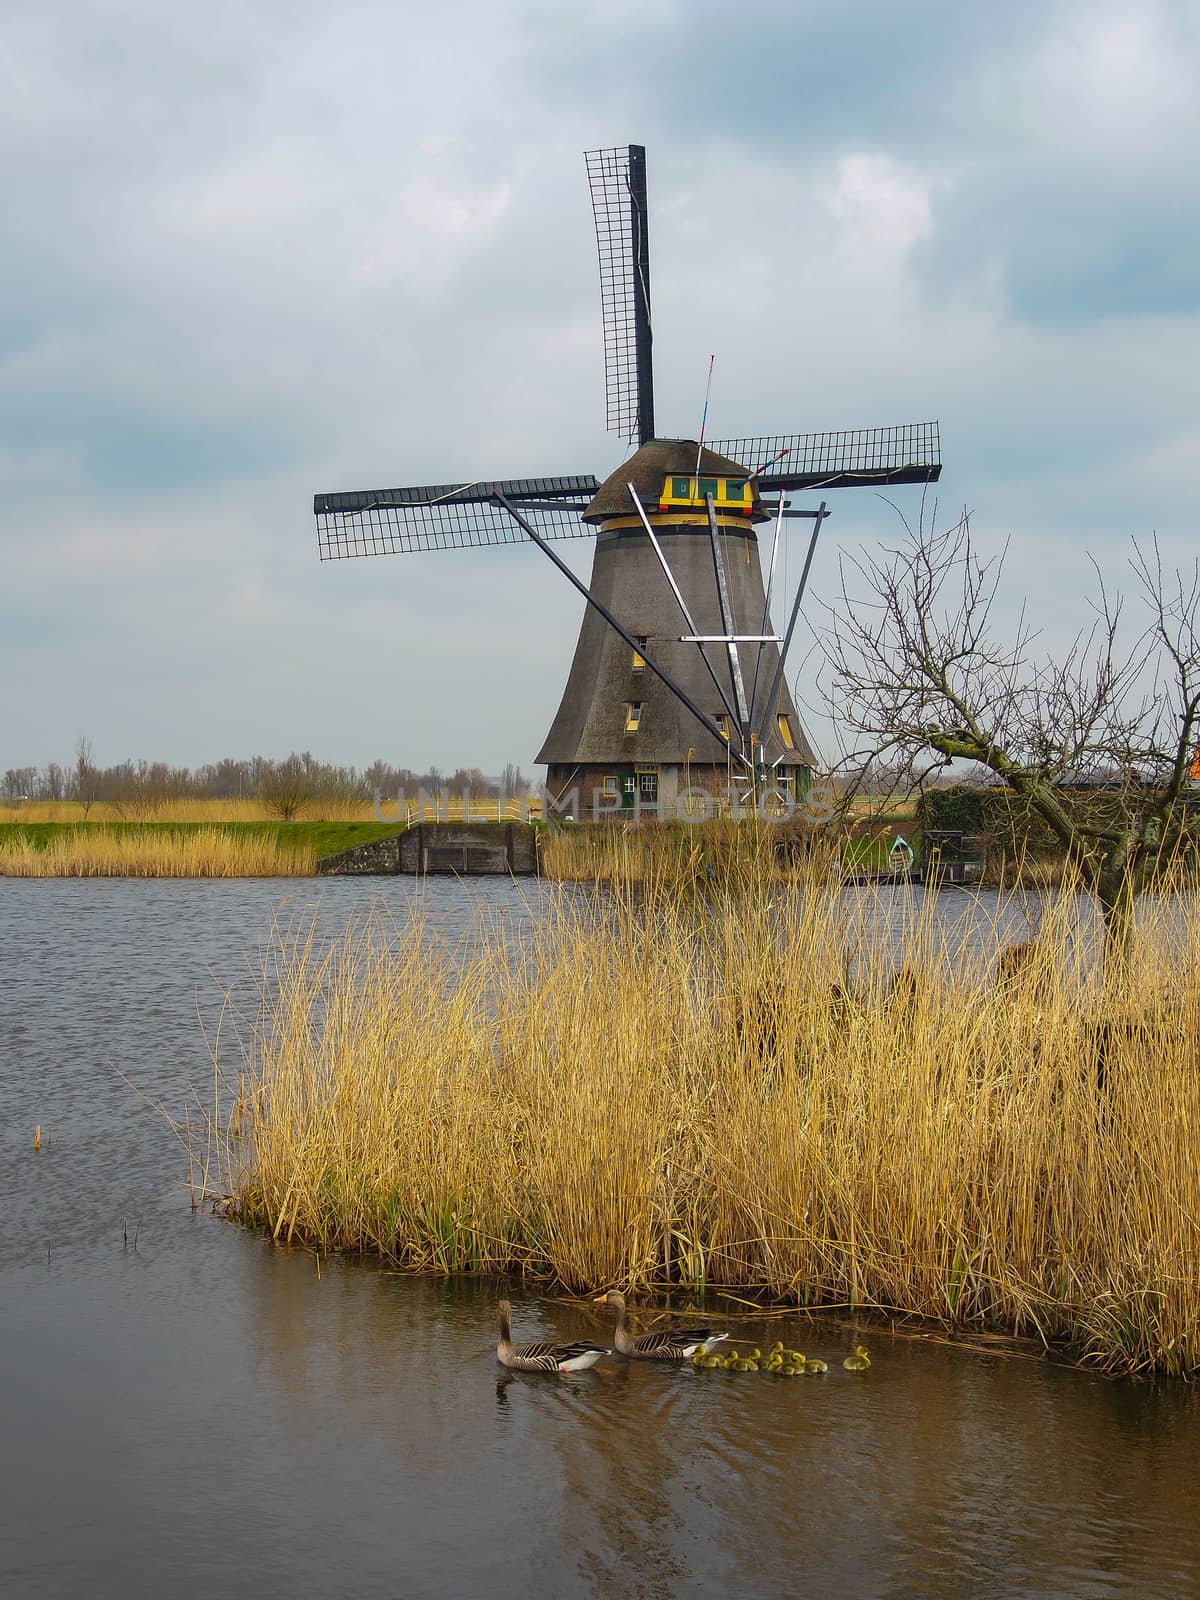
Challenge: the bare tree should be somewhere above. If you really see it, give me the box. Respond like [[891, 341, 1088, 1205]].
[[259, 754, 316, 821], [72, 737, 100, 819], [3, 767, 36, 800], [823, 510, 1200, 961], [500, 762, 528, 798]]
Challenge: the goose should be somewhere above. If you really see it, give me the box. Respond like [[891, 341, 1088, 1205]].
[[592, 1290, 728, 1361], [843, 1345, 872, 1371], [496, 1299, 611, 1373]]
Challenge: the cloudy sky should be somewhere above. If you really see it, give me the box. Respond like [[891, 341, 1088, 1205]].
[[3, 0, 1197, 775]]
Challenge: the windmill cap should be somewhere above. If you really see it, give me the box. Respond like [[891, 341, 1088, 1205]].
[[583, 439, 769, 524]]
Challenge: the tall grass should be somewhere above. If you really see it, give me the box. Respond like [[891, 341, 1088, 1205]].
[[0, 799, 310, 824], [0, 795, 544, 825], [540, 818, 798, 885], [195, 866, 1200, 1376], [0, 828, 314, 877]]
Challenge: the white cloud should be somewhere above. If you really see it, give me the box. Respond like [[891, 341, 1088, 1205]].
[[1, 0, 1198, 774], [1032, 6, 1190, 149], [823, 154, 935, 277]]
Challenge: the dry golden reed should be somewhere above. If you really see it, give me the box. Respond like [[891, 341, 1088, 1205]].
[[0, 795, 543, 826], [539, 817, 795, 885], [196, 866, 1200, 1377], [0, 828, 314, 877], [0, 799, 305, 825]]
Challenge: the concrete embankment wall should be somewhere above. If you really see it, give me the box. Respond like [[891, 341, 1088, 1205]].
[[317, 821, 539, 877]]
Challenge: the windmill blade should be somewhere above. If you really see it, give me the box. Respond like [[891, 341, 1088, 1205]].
[[709, 421, 941, 490], [585, 145, 654, 446], [313, 476, 598, 558]]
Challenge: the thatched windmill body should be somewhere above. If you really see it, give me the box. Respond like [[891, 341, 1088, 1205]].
[[314, 146, 941, 816]]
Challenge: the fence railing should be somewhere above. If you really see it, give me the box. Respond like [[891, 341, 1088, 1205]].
[[391, 796, 544, 827]]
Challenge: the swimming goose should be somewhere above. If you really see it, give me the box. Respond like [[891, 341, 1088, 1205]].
[[592, 1290, 728, 1361], [496, 1299, 611, 1373]]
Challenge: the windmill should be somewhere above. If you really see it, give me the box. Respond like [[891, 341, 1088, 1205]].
[[314, 145, 941, 818]]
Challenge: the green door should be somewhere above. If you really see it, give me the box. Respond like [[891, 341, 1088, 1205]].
[[621, 774, 636, 812]]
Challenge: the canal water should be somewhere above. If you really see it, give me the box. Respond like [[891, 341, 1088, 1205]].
[[2, 879, 1197, 1599]]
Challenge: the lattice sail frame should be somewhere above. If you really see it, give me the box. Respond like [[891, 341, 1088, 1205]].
[[709, 422, 941, 491], [314, 477, 598, 558], [312, 421, 944, 558], [586, 145, 651, 445]]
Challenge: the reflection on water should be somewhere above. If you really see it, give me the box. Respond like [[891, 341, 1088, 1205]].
[[1, 878, 1198, 1598]]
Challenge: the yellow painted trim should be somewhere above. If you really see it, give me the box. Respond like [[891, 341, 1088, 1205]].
[[598, 513, 754, 534]]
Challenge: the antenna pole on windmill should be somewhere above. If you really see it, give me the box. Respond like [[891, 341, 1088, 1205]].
[[753, 501, 829, 751], [694, 353, 715, 482], [748, 479, 789, 733], [627, 144, 655, 446]]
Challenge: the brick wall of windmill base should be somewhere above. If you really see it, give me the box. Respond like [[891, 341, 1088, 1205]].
[[543, 764, 813, 822]]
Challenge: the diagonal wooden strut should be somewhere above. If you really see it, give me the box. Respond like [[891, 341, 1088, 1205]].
[[753, 502, 828, 752], [705, 494, 751, 742], [493, 492, 753, 773], [748, 487, 787, 735], [627, 484, 740, 728]]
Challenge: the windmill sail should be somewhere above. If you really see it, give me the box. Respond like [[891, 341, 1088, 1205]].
[[311, 141, 945, 816], [586, 145, 654, 446], [314, 476, 597, 558], [709, 422, 941, 490]]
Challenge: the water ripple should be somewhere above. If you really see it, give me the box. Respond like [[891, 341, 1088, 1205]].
[[1, 879, 1197, 1599]]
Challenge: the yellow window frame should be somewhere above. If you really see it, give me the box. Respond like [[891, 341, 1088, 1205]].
[[658, 474, 753, 512]]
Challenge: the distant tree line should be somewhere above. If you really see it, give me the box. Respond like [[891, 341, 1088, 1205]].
[[1, 743, 530, 820]]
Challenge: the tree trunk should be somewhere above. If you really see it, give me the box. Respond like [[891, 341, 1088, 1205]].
[[1096, 860, 1136, 979]]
